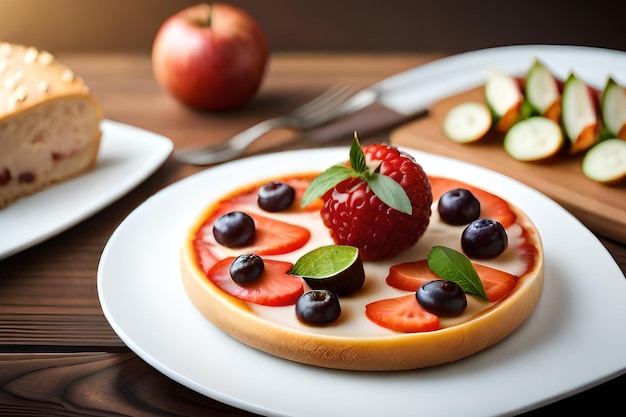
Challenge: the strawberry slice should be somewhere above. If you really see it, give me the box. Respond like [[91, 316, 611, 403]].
[[288, 175, 324, 212], [386, 260, 439, 290], [193, 236, 221, 273], [365, 294, 439, 333], [244, 212, 311, 255], [428, 176, 516, 228], [475, 263, 517, 302], [207, 257, 304, 306], [386, 259, 517, 303], [196, 211, 310, 258], [216, 175, 323, 213], [514, 233, 540, 277]]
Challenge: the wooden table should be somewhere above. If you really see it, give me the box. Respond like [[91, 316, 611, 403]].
[[1, 52, 624, 416]]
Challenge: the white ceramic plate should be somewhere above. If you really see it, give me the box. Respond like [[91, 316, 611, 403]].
[[375, 44, 626, 116], [98, 146, 626, 417], [0, 120, 173, 260]]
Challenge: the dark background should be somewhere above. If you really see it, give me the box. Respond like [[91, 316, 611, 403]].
[[0, 0, 624, 54]]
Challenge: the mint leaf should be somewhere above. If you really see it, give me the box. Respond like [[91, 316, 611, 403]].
[[301, 165, 353, 207], [349, 133, 367, 173], [427, 246, 488, 301], [290, 245, 359, 278], [367, 173, 412, 215], [301, 131, 413, 215]]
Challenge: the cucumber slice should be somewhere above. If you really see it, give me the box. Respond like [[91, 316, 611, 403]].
[[443, 102, 492, 143], [525, 60, 559, 114], [601, 77, 626, 140], [582, 138, 626, 183], [503, 117, 563, 161], [524, 59, 561, 120], [485, 69, 523, 131], [562, 73, 600, 153]]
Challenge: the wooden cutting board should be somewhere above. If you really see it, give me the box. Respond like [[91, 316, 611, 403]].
[[390, 86, 626, 244]]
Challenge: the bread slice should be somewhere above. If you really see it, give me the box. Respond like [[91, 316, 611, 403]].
[[180, 175, 544, 371], [0, 42, 102, 208]]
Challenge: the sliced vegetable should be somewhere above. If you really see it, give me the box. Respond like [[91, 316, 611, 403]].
[[562, 73, 601, 153], [443, 101, 492, 143], [601, 77, 626, 140], [582, 138, 626, 184], [524, 59, 561, 121], [503, 116, 564, 161], [485, 69, 524, 132]]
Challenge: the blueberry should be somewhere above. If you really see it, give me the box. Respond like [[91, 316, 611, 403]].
[[416, 280, 467, 316], [461, 218, 508, 259], [258, 181, 296, 212], [230, 254, 264, 284], [438, 188, 481, 225], [295, 290, 341, 325], [212, 211, 255, 247]]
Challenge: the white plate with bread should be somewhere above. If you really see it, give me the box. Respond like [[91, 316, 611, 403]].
[[0, 43, 173, 260], [0, 119, 172, 260]]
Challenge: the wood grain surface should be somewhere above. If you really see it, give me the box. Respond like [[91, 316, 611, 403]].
[[390, 86, 626, 243], [0, 53, 624, 416]]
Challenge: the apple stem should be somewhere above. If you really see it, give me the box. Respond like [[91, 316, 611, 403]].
[[196, 3, 213, 27], [206, 3, 213, 27]]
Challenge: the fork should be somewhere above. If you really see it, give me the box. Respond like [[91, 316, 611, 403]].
[[174, 83, 378, 166]]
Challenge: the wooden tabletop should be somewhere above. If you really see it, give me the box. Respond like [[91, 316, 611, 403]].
[[1, 52, 624, 416]]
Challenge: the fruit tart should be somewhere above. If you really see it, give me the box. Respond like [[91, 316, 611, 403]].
[[180, 137, 544, 371]]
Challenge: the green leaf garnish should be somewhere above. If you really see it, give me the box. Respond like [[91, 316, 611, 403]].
[[301, 132, 412, 215], [349, 134, 367, 173], [290, 245, 359, 278], [301, 165, 354, 207], [427, 246, 488, 301], [367, 173, 412, 215]]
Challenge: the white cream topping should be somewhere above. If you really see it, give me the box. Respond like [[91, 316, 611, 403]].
[[200, 199, 531, 337]]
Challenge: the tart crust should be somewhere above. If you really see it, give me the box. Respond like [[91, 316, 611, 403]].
[[180, 177, 544, 371]]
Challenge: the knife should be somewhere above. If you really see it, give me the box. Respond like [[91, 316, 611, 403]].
[[300, 87, 428, 144]]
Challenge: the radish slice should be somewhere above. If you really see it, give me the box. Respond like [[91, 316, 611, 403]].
[[443, 102, 492, 143], [582, 138, 626, 183], [601, 77, 626, 140], [503, 117, 563, 161]]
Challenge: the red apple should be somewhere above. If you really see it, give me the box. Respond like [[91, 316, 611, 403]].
[[151, 3, 269, 111]]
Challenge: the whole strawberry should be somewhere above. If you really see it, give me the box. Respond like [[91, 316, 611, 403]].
[[302, 134, 432, 261]]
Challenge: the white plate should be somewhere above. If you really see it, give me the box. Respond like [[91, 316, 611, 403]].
[[98, 146, 626, 417], [0, 120, 173, 260], [375, 44, 626, 116]]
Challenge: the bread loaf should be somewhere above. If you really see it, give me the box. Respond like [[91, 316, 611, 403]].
[[0, 42, 102, 208]]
